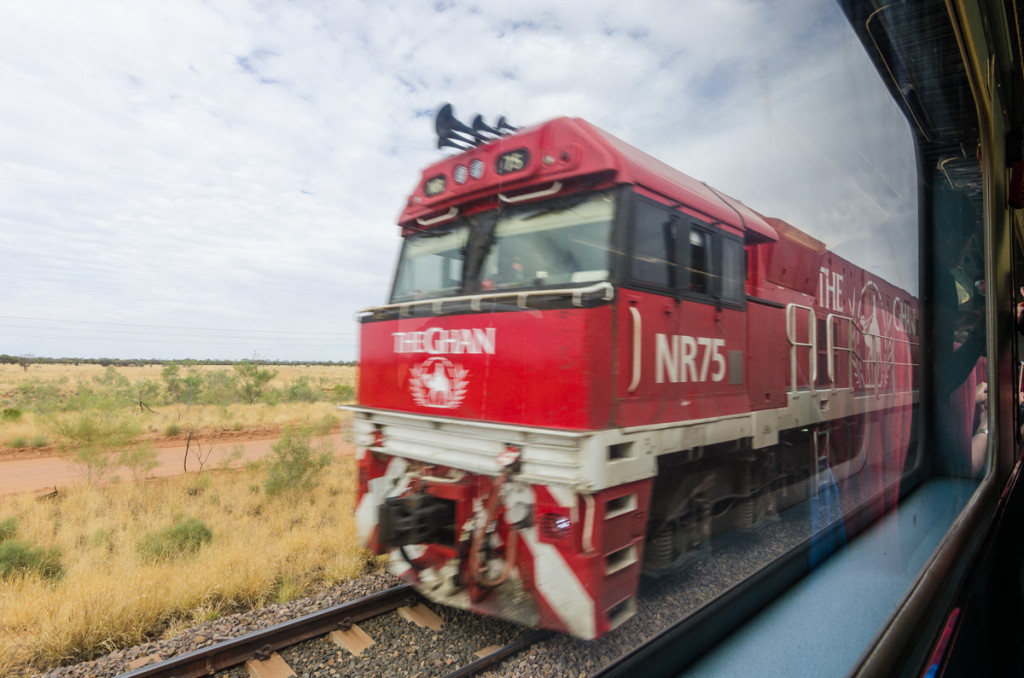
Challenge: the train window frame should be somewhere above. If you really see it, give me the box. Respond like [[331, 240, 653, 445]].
[[628, 197, 677, 289], [719, 234, 745, 305], [357, 1, 1024, 676], [388, 221, 470, 303], [599, 1, 1018, 674], [624, 191, 746, 310], [675, 218, 746, 309], [681, 221, 713, 296]]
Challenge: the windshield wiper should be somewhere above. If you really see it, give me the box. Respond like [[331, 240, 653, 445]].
[[462, 212, 501, 289], [405, 224, 457, 239], [520, 193, 589, 221]]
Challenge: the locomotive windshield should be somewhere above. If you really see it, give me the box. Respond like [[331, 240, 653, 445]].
[[390, 223, 469, 302], [390, 190, 615, 303]]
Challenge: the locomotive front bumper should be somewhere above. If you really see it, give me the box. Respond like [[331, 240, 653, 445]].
[[346, 405, 660, 493], [353, 426, 654, 638]]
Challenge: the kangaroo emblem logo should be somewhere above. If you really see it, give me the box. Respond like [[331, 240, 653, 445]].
[[409, 357, 469, 409], [854, 280, 893, 390]]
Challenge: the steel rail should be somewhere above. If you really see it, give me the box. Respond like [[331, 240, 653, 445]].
[[442, 630, 554, 678], [120, 584, 417, 678]]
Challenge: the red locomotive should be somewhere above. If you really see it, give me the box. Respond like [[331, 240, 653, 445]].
[[351, 105, 918, 639]]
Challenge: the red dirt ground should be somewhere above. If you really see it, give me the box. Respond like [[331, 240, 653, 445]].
[[0, 429, 355, 497]]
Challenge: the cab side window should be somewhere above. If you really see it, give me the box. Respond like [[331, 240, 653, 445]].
[[626, 193, 745, 308], [630, 200, 675, 289], [720, 235, 744, 303], [685, 226, 713, 295]]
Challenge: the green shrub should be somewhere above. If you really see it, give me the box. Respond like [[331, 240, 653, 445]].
[[93, 366, 132, 403], [284, 377, 320, 403], [48, 407, 141, 485], [13, 379, 62, 411], [264, 427, 332, 499], [186, 474, 211, 496], [234, 361, 277, 404], [51, 408, 141, 449], [67, 447, 117, 487], [29, 435, 48, 447], [200, 370, 238, 406], [0, 407, 23, 422], [162, 363, 204, 405], [315, 413, 337, 436], [137, 518, 213, 562], [133, 378, 163, 409], [0, 540, 63, 580], [332, 384, 355, 403], [164, 423, 182, 437], [90, 528, 114, 550], [0, 516, 17, 541], [118, 445, 160, 481], [9, 436, 28, 448]]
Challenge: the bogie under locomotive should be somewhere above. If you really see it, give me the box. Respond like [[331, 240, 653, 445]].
[[351, 106, 918, 639]]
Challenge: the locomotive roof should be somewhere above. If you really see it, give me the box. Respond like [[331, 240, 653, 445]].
[[578, 119, 778, 243], [400, 116, 778, 243]]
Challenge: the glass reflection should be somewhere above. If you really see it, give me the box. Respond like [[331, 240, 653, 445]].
[[931, 180, 988, 478], [353, 0, 991, 671]]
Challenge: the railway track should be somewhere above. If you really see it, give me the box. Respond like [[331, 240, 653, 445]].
[[441, 629, 553, 678], [47, 493, 842, 678], [119, 583, 548, 678]]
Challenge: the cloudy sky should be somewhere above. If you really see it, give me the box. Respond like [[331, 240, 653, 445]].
[[0, 0, 916, 362]]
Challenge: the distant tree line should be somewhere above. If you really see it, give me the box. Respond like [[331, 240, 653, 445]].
[[4, 361, 356, 416]]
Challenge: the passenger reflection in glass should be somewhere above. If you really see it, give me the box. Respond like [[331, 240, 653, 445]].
[[932, 182, 987, 476]]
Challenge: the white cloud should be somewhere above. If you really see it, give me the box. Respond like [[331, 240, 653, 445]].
[[0, 0, 917, 361]]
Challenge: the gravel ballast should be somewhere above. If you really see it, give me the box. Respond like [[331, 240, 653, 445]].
[[33, 475, 877, 678]]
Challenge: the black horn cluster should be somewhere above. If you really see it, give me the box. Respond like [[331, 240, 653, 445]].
[[435, 103, 518, 150]]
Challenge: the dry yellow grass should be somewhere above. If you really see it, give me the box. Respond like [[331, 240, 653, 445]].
[[0, 364, 358, 448], [0, 456, 368, 675]]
